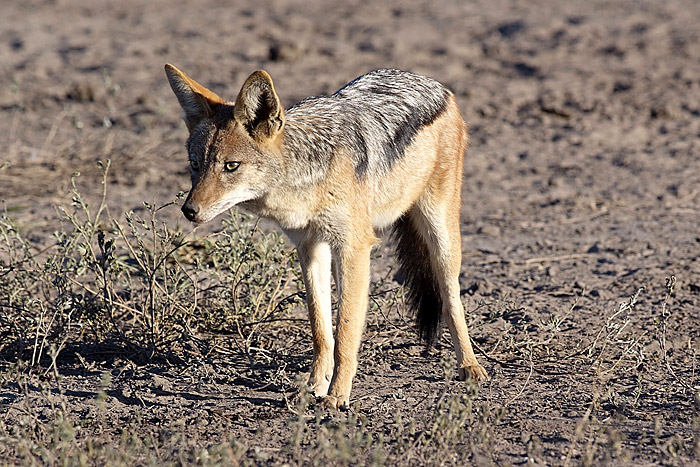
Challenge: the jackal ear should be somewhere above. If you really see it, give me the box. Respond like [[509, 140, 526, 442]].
[[165, 64, 225, 132], [234, 70, 285, 142]]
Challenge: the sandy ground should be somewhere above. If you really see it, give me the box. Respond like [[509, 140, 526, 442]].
[[2, 0, 700, 464]]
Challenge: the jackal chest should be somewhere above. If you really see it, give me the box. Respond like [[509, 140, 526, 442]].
[[243, 195, 318, 230]]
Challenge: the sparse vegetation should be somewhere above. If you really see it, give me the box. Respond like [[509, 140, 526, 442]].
[[1, 161, 699, 466]]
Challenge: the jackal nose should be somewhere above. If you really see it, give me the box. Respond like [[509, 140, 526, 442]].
[[182, 202, 199, 222]]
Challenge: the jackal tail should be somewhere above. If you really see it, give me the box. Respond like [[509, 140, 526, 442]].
[[392, 214, 442, 345]]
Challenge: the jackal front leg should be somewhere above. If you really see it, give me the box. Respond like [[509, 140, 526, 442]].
[[321, 241, 372, 410], [297, 240, 334, 396]]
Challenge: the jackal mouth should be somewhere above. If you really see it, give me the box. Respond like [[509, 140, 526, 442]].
[[181, 191, 255, 224]]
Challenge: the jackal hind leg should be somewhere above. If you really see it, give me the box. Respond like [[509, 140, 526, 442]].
[[411, 201, 487, 382], [297, 239, 335, 396]]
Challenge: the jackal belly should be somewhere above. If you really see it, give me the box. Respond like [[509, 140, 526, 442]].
[[369, 123, 446, 230], [370, 170, 432, 230]]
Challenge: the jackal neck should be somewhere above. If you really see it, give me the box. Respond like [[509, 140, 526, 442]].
[[280, 118, 337, 187]]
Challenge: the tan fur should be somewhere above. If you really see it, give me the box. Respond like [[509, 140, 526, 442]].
[[165, 65, 486, 410]]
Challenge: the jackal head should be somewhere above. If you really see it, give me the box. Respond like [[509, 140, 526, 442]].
[[165, 64, 285, 224]]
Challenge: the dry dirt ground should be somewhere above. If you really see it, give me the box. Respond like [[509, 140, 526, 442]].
[[2, 0, 700, 465]]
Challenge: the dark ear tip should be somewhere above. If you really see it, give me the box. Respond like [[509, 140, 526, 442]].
[[249, 70, 274, 85], [164, 64, 184, 80]]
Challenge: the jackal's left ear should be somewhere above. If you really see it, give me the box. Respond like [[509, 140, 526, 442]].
[[165, 64, 225, 132], [234, 70, 285, 142]]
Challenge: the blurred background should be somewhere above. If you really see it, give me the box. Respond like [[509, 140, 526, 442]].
[[1, 1, 700, 464]]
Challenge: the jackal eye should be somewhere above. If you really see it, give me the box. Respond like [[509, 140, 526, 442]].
[[223, 161, 241, 172], [189, 159, 200, 171]]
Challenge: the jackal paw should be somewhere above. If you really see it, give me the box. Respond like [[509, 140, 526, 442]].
[[306, 374, 331, 397], [459, 363, 488, 382], [320, 395, 349, 411]]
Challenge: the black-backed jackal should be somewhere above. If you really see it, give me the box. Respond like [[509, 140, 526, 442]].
[[165, 65, 487, 409]]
